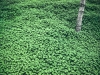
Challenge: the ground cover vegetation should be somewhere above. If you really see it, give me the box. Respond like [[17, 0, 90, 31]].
[[0, 0, 100, 75]]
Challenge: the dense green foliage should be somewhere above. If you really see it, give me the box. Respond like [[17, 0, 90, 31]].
[[0, 0, 100, 75], [88, 0, 100, 4]]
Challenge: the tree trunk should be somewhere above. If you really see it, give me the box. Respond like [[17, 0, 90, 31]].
[[76, 0, 86, 32]]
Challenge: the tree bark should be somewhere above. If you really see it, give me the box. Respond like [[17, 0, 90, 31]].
[[76, 0, 86, 32]]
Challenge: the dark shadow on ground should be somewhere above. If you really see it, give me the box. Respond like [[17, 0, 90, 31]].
[[0, 0, 21, 20]]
